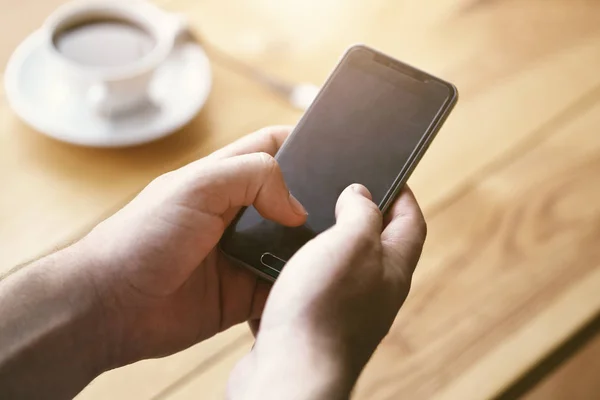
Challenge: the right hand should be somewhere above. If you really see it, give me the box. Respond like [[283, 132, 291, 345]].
[[228, 184, 427, 399]]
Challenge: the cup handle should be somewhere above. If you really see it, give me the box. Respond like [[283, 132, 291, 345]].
[[169, 14, 191, 43]]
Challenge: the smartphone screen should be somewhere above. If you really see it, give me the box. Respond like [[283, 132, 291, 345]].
[[221, 45, 457, 279]]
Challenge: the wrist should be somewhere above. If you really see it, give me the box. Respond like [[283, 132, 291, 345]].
[[67, 237, 126, 370], [230, 327, 358, 400], [51, 242, 121, 373], [51, 243, 117, 373]]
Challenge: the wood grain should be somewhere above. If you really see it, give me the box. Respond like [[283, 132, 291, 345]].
[[355, 97, 600, 399], [524, 317, 600, 400], [1, 0, 599, 399], [79, 326, 250, 400]]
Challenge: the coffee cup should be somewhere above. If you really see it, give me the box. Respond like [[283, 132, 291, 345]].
[[41, 0, 186, 117]]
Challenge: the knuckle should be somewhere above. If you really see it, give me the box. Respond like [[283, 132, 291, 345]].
[[349, 229, 382, 256], [147, 172, 174, 190], [253, 152, 280, 178], [255, 152, 277, 168], [364, 202, 383, 221], [257, 153, 281, 183]]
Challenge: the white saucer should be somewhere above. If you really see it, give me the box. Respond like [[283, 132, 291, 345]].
[[4, 30, 212, 147]]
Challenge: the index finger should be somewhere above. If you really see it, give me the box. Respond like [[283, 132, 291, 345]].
[[207, 126, 293, 160], [184, 152, 307, 226]]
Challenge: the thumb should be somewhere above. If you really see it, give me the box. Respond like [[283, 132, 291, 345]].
[[335, 184, 383, 235], [258, 184, 383, 331], [184, 152, 307, 227]]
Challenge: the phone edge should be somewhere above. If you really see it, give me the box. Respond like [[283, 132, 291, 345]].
[[220, 43, 459, 278], [379, 83, 459, 214]]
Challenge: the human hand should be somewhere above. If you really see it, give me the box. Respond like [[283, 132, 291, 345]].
[[78, 126, 306, 366], [228, 184, 427, 399]]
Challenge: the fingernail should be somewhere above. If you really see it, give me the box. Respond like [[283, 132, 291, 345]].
[[351, 184, 372, 199], [289, 193, 308, 216]]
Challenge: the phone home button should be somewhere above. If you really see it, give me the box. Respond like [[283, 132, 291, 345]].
[[260, 252, 287, 272]]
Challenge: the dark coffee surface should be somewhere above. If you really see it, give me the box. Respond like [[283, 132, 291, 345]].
[[53, 19, 156, 67]]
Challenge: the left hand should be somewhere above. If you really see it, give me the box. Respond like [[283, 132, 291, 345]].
[[79, 126, 306, 366]]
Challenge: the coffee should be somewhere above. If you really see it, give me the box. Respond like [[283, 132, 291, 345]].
[[53, 18, 156, 68]]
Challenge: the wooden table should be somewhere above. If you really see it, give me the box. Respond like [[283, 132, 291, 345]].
[[2, 0, 600, 398]]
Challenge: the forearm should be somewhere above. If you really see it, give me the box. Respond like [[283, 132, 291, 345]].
[[0, 244, 112, 399]]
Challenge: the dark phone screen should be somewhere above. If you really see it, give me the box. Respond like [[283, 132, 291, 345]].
[[221, 48, 454, 277]]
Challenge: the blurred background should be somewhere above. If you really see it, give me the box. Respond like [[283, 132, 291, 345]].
[[1, 0, 600, 398]]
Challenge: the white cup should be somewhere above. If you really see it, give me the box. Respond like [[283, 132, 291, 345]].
[[41, 0, 186, 117]]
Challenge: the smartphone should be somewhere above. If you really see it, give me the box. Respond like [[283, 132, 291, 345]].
[[220, 44, 458, 281]]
